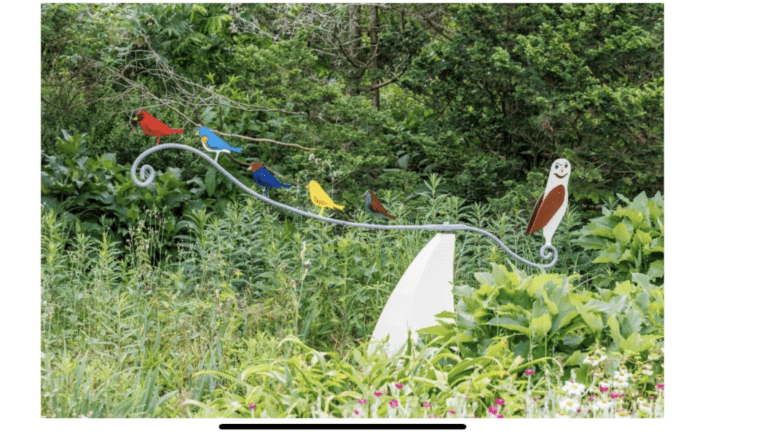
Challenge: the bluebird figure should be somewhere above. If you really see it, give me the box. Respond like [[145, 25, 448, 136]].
[[197, 126, 242, 162], [248, 162, 292, 196]]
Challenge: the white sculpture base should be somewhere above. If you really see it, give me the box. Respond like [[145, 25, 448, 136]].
[[369, 233, 455, 356]]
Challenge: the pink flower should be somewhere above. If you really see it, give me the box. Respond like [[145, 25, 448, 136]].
[[495, 398, 505, 406], [429, 414, 438, 418], [649, 395, 655, 401], [588, 396, 595, 402], [610, 393, 618, 399], [447, 410, 456, 415], [374, 391, 383, 397], [358, 399, 367, 404], [422, 402, 432, 408], [657, 383, 665, 390], [354, 409, 360, 415], [249, 403, 256, 410], [600, 386, 610, 392], [395, 383, 404, 389], [497, 414, 504, 418], [488, 406, 498, 415], [389, 399, 399, 408], [524, 369, 535, 376], [576, 408, 582, 413]]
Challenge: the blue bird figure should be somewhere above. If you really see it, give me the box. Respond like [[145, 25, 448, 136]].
[[248, 162, 292, 196], [197, 126, 242, 162]]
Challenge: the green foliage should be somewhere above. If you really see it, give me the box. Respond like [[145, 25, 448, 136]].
[[576, 191, 664, 287], [41, 130, 247, 254], [418, 263, 663, 373]]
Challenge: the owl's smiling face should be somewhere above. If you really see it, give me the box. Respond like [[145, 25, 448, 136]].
[[552, 159, 571, 179]]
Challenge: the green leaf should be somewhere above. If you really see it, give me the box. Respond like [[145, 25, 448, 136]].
[[205, 168, 216, 196], [647, 260, 664, 279], [612, 222, 633, 245], [529, 313, 552, 337]]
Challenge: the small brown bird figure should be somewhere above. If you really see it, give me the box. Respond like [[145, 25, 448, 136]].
[[363, 191, 396, 220]]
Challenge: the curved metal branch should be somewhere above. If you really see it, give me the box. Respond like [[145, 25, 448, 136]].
[[131, 143, 558, 269]]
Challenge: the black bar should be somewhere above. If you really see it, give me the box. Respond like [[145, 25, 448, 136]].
[[220, 423, 466, 430]]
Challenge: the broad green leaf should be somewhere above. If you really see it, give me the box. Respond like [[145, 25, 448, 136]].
[[530, 313, 552, 337], [612, 222, 633, 245]]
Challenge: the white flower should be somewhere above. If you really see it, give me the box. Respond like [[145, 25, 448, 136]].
[[637, 398, 652, 414], [642, 364, 653, 376], [555, 410, 571, 418], [612, 370, 632, 388], [592, 397, 614, 412], [562, 380, 586, 397], [559, 397, 580, 413]]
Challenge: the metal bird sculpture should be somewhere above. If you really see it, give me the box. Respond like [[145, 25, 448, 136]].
[[526, 158, 571, 246], [248, 162, 291, 197], [133, 110, 184, 145], [305, 181, 344, 216], [362, 191, 396, 220], [197, 127, 242, 163]]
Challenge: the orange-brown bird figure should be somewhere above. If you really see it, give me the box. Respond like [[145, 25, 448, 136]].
[[362, 191, 396, 220], [133, 110, 184, 145]]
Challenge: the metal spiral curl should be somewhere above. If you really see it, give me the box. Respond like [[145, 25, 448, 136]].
[[131, 143, 559, 269]]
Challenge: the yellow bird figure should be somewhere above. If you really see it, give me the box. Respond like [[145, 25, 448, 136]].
[[305, 181, 344, 216]]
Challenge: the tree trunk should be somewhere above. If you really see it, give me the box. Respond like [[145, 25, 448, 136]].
[[369, 5, 381, 110], [345, 4, 362, 97]]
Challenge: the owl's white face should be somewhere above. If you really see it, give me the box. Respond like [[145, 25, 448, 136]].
[[550, 159, 571, 180]]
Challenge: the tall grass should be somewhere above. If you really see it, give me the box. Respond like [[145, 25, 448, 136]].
[[40, 187, 586, 417]]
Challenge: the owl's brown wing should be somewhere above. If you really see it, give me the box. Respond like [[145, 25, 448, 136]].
[[526, 185, 565, 234], [369, 191, 396, 219]]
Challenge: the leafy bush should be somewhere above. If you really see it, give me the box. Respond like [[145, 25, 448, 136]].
[[576, 192, 664, 287], [41, 130, 247, 255], [418, 263, 663, 384]]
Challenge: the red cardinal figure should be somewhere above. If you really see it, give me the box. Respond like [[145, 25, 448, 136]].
[[133, 110, 184, 145]]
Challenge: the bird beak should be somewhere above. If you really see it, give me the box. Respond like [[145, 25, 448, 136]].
[[132, 116, 137, 121], [305, 184, 310, 189], [246, 166, 252, 171]]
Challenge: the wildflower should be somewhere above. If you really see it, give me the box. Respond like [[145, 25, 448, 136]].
[[525, 369, 535, 376], [556, 410, 570, 418], [649, 395, 655, 401], [429, 415, 438, 418], [609, 392, 619, 399], [395, 382, 404, 389], [354, 409, 360, 415], [447, 410, 456, 415], [657, 382, 665, 390], [592, 396, 614, 412], [249, 403, 256, 410], [599, 380, 610, 392], [576, 408, 582, 413], [374, 391, 383, 397], [497, 414, 504, 418], [495, 398, 505, 406], [562, 380, 586, 397], [588, 396, 595, 402], [642, 364, 653, 376], [560, 397, 580, 413], [389, 399, 399, 408], [488, 406, 498, 415], [422, 402, 432, 408], [358, 399, 367, 404], [615, 408, 630, 418]]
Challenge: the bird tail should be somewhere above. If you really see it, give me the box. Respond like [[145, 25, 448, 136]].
[[171, 128, 184, 134], [334, 203, 345, 210], [385, 212, 397, 220], [230, 147, 243, 153], [281, 183, 292, 189]]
